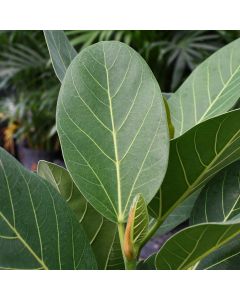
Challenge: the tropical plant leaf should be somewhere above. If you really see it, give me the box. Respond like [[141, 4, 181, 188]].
[[0, 147, 97, 270], [168, 38, 240, 137], [155, 222, 240, 270], [57, 41, 169, 223], [44, 30, 77, 82], [196, 234, 240, 270], [191, 160, 240, 224], [124, 194, 149, 259], [154, 190, 200, 236], [37, 160, 124, 269], [149, 109, 240, 224], [137, 253, 156, 270], [190, 161, 240, 270]]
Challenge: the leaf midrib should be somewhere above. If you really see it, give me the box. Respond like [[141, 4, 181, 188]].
[[0, 212, 48, 270], [161, 126, 240, 221], [197, 61, 240, 123], [181, 225, 240, 270], [103, 45, 123, 222]]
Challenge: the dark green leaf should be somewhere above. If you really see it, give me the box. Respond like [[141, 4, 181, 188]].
[[191, 161, 240, 270], [154, 190, 200, 236], [155, 222, 240, 270], [191, 160, 240, 224], [149, 110, 240, 224], [44, 30, 77, 82], [37, 160, 124, 269], [196, 235, 240, 270], [137, 253, 156, 270], [0, 147, 97, 270]]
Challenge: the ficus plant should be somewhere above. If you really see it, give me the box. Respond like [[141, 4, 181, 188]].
[[0, 31, 240, 270]]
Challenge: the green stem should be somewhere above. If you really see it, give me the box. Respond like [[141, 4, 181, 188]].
[[117, 222, 137, 270], [117, 222, 125, 251], [125, 259, 137, 270], [117, 222, 127, 269]]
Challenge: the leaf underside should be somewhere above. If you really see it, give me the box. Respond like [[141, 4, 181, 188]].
[[0, 147, 97, 270], [57, 41, 169, 222], [169, 38, 240, 138], [191, 160, 240, 224], [44, 30, 77, 82], [191, 161, 240, 270], [155, 222, 240, 270], [37, 161, 124, 269], [149, 109, 240, 223], [153, 190, 200, 236]]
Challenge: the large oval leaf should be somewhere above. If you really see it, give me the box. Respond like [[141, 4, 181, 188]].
[[44, 30, 77, 82], [37, 160, 124, 269], [155, 222, 240, 270], [196, 235, 240, 270], [149, 109, 240, 223], [191, 160, 240, 224], [191, 161, 240, 270], [169, 38, 240, 137], [57, 41, 169, 222], [0, 147, 97, 270], [153, 190, 200, 236]]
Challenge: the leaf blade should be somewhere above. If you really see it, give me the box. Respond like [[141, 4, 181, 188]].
[[155, 222, 240, 270], [0, 147, 97, 270], [149, 110, 240, 223], [169, 38, 240, 137], [44, 30, 77, 82], [191, 161, 240, 270], [57, 41, 169, 222], [37, 160, 124, 270]]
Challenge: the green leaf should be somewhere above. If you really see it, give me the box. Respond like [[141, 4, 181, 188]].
[[155, 222, 240, 270], [106, 233, 125, 269], [169, 38, 240, 138], [0, 147, 97, 270], [44, 30, 77, 82], [37, 160, 124, 270], [154, 190, 200, 236], [149, 110, 240, 224], [57, 41, 169, 223], [196, 235, 240, 270], [124, 194, 149, 259], [190, 161, 240, 270], [191, 160, 240, 224], [137, 253, 156, 270]]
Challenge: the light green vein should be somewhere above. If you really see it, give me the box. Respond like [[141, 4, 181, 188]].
[[103, 44, 123, 221], [18, 168, 44, 261], [0, 212, 47, 270], [0, 160, 16, 227]]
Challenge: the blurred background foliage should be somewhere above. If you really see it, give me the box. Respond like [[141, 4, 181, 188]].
[[0, 30, 240, 167]]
